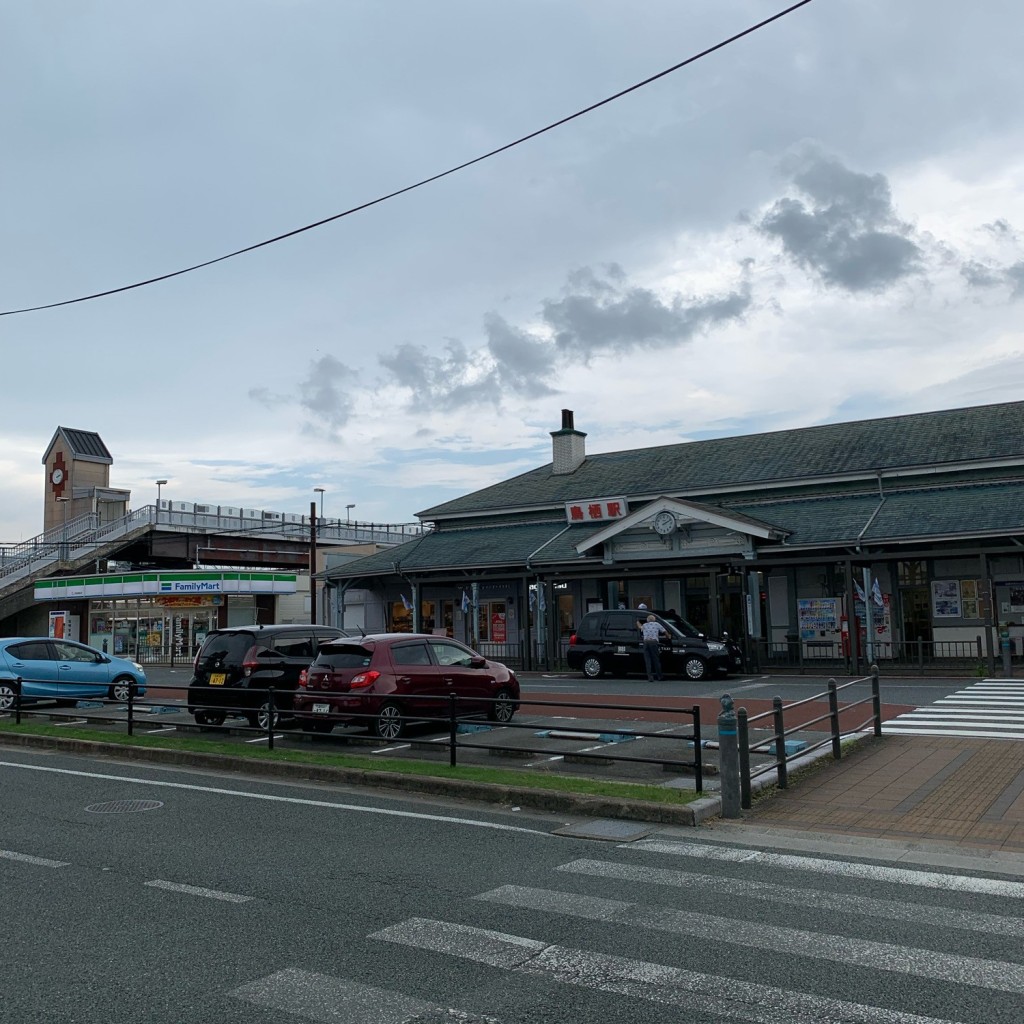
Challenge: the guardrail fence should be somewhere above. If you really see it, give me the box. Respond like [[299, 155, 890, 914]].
[[734, 664, 882, 810]]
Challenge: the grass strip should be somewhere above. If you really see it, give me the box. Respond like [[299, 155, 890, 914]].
[[0, 720, 699, 805]]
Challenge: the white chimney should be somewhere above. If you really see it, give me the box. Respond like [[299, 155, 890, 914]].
[[550, 409, 587, 475]]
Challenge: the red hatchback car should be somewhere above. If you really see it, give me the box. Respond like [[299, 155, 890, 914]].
[[292, 633, 520, 740]]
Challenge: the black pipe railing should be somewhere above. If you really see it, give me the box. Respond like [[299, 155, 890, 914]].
[[736, 664, 881, 809], [2, 681, 706, 793]]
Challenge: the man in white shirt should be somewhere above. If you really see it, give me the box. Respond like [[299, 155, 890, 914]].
[[637, 613, 668, 681]]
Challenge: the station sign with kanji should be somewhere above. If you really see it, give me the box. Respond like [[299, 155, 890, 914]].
[[564, 496, 629, 524]]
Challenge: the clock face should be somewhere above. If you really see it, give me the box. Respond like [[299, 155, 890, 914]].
[[51, 468, 64, 485], [653, 511, 676, 535]]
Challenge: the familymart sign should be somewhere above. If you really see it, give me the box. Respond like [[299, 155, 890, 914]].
[[35, 571, 298, 602]]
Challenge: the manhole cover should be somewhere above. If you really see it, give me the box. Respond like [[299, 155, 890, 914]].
[[554, 819, 656, 841], [85, 800, 164, 814]]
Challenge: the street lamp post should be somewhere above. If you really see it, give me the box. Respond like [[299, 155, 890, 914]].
[[314, 487, 325, 520], [156, 479, 168, 524], [346, 503, 355, 524]]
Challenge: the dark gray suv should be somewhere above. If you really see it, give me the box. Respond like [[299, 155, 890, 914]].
[[566, 610, 729, 681], [187, 624, 352, 728]]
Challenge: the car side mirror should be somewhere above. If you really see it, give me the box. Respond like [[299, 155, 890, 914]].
[[471, 656, 487, 668]]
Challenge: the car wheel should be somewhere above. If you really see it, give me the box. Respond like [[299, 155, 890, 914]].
[[582, 655, 604, 679], [0, 683, 15, 711], [488, 688, 516, 724], [375, 702, 404, 740], [300, 719, 334, 735], [684, 655, 708, 681], [194, 709, 226, 727], [109, 677, 135, 702], [249, 702, 280, 731]]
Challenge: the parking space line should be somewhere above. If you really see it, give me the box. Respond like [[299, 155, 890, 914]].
[[145, 879, 252, 903], [54, 718, 88, 726], [0, 849, 71, 868], [145, 726, 177, 734], [372, 743, 411, 754], [244, 734, 284, 744]]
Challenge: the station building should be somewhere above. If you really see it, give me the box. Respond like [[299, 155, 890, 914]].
[[320, 402, 1024, 674]]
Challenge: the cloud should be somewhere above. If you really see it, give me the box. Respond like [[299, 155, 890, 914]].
[[542, 265, 752, 361], [757, 153, 923, 292]]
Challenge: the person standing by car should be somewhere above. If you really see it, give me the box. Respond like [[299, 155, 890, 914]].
[[637, 613, 668, 681]]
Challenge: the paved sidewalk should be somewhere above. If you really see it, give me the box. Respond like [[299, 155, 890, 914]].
[[737, 733, 1024, 853]]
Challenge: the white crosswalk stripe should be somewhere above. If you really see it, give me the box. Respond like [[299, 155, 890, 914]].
[[371, 918, 971, 1024], [225, 837, 1023, 1022], [882, 680, 1024, 738], [230, 968, 500, 1023], [556, 858, 1024, 936]]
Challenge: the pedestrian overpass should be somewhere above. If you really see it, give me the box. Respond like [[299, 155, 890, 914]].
[[0, 504, 421, 622]]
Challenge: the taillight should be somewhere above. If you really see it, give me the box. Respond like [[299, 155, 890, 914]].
[[349, 670, 380, 690], [298, 668, 308, 688], [242, 645, 262, 677], [569, 633, 577, 646]]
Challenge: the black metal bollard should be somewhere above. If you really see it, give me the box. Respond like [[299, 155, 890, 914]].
[[15, 676, 22, 726], [738, 707, 751, 810], [718, 694, 740, 818], [127, 679, 134, 736], [691, 705, 703, 794], [267, 687, 276, 750], [828, 679, 841, 759], [772, 696, 788, 789], [448, 692, 458, 767], [870, 664, 882, 736]]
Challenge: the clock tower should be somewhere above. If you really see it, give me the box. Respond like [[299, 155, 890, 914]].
[[42, 426, 130, 533]]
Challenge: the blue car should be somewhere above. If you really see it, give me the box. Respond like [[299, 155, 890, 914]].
[[0, 637, 147, 710]]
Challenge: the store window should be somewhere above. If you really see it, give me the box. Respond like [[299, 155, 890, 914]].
[[477, 601, 508, 643]]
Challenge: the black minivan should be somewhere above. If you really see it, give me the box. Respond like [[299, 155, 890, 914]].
[[566, 610, 730, 680], [187, 624, 351, 728]]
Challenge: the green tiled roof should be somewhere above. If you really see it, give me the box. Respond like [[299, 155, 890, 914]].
[[419, 401, 1024, 518], [730, 480, 1024, 548], [322, 521, 607, 581], [328, 479, 1024, 581]]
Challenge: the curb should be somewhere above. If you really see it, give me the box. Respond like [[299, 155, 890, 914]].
[[0, 732, 708, 826]]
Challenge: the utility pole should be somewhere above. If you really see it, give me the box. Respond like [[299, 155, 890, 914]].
[[309, 500, 317, 625]]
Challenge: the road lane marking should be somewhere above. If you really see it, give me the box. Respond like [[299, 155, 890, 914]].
[[372, 918, 971, 1023], [475, 885, 1024, 994], [629, 840, 1024, 897], [557, 858, 1024, 937], [0, 760, 551, 835], [145, 879, 252, 902], [230, 968, 501, 1022], [0, 849, 70, 868]]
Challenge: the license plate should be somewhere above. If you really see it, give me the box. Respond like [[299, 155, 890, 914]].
[[616, 645, 627, 654], [312, 702, 330, 714], [209, 673, 226, 686]]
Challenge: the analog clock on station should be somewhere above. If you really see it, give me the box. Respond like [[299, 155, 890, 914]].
[[653, 511, 676, 535]]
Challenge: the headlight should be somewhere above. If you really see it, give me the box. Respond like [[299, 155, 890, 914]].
[[132, 663, 144, 673], [707, 642, 726, 652]]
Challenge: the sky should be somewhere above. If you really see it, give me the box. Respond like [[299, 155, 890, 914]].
[[3, 0, 1024, 541]]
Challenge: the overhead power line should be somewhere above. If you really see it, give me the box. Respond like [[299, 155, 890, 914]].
[[1, 0, 814, 317]]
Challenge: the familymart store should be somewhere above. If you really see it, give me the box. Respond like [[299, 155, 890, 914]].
[[34, 570, 298, 662]]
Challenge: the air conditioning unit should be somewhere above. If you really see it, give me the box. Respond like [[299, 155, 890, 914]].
[[218, 506, 241, 517], [157, 499, 171, 511], [283, 513, 303, 524], [242, 509, 262, 520], [262, 511, 284, 522], [195, 504, 215, 514], [170, 501, 194, 513]]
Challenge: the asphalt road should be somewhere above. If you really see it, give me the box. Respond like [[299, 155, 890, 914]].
[[1, 747, 1021, 1023]]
